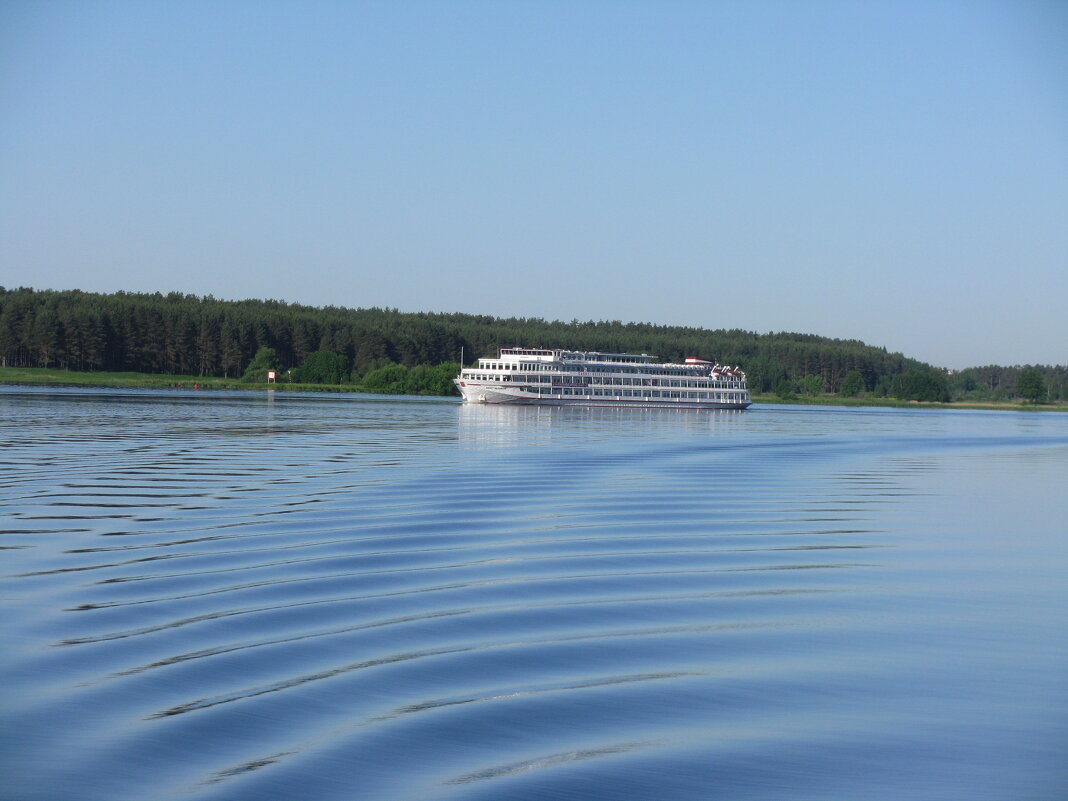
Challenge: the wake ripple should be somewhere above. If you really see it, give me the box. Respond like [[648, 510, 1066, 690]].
[[3, 390, 1067, 801]]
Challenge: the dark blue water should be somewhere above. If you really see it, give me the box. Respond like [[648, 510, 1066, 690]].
[[2, 387, 1067, 800]]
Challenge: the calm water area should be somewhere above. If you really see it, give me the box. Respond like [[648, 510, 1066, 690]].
[[2, 386, 1067, 801]]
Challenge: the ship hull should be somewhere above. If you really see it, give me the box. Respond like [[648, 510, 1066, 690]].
[[454, 380, 751, 409]]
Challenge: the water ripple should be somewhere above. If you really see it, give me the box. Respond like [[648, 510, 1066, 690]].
[[2, 388, 1067, 801]]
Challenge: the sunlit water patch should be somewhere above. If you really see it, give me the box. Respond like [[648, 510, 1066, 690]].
[[2, 387, 1067, 800]]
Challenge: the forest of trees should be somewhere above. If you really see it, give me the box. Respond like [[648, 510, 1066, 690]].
[[1, 286, 1063, 401], [946, 364, 1066, 403]]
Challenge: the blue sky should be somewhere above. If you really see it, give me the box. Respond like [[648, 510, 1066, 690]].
[[1, 0, 1065, 368]]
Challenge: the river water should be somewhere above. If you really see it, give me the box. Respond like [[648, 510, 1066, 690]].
[[2, 387, 1067, 801]]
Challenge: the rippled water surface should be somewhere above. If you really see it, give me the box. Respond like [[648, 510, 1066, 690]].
[[2, 387, 1067, 800]]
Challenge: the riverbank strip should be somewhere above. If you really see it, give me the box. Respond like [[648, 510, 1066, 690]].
[[0, 367, 431, 395], [2, 367, 1065, 411], [748, 393, 1067, 412]]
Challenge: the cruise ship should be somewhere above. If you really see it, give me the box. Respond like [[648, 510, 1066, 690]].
[[454, 348, 751, 409]]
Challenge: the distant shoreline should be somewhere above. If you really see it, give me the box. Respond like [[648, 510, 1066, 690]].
[[0, 367, 437, 397], [4, 288, 1064, 406], [748, 393, 1067, 412], [3, 367, 1065, 412]]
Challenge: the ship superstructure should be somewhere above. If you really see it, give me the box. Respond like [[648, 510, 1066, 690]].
[[454, 348, 751, 409]]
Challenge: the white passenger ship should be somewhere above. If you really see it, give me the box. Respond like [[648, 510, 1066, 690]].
[[454, 348, 751, 409]]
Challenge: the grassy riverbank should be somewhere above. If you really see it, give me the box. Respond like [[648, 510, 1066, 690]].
[[3, 368, 1066, 411], [0, 367, 395, 394], [0, 367, 244, 389], [749, 392, 1068, 412]]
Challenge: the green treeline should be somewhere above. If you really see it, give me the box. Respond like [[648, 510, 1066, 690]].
[[242, 345, 458, 395], [1, 286, 1063, 401], [947, 364, 1066, 404]]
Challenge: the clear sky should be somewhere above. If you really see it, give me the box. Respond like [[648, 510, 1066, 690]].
[[1, 0, 1065, 368]]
